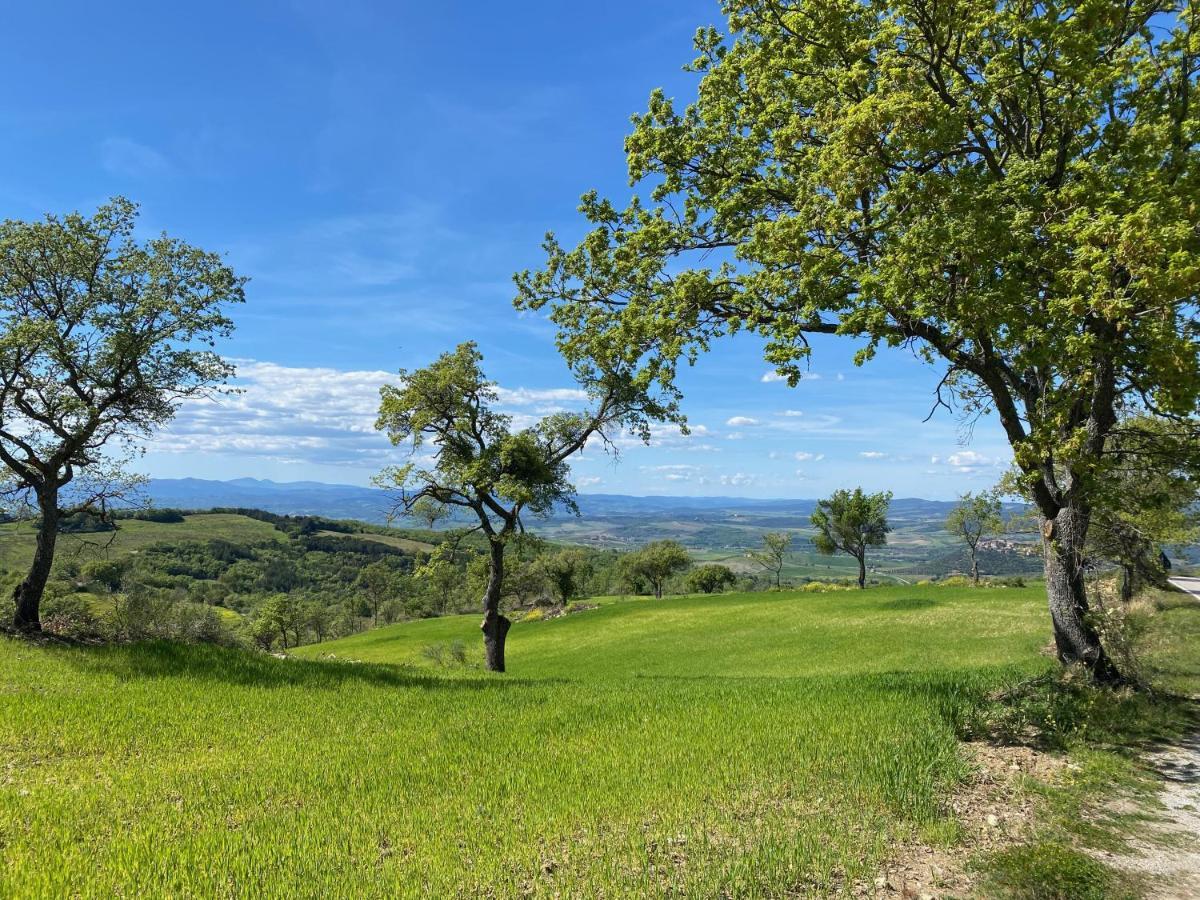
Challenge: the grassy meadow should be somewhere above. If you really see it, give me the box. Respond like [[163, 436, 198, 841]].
[[0, 583, 1063, 897], [0, 513, 285, 571]]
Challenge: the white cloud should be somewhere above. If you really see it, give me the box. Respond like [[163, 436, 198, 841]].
[[859, 451, 888, 459], [761, 371, 787, 383], [726, 432, 744, 441], [494, 386, 589, 406], [781, 410, 804, 417], [726, 416, 760, 427], [576, 476, 602, 487], [947, 450, 995, 468], [794, 451, 825, 462], [720, 472, 756, 487], [150, 359, 599, 469], [100, 137, 172, 178]]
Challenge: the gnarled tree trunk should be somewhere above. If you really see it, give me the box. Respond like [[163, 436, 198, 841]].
[[856, 554, 866, 589], [480, 539, 510, 672], [12, 486, 58, 633], [1041, 503, 1122, 685]]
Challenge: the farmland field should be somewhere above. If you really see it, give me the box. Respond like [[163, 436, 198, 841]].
[[0, 583, 1060, 897]]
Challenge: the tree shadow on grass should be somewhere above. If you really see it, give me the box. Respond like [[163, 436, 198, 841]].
[[880, 596, 939, 611], [55, 640, 562, 692]]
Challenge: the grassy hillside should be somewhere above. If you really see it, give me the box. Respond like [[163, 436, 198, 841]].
[[294, 584, 1047, 677], [0, 513, 285, 571], [1, 583, 1061, 897]]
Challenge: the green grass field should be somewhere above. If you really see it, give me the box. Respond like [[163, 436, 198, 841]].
[[0, 583, 1062, 897], [0, 513, 285, 572]]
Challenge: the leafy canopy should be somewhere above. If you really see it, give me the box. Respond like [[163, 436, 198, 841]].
[[516, 0, 1200, 519], [0, 197, 243, 500], [811, 489, 893, 558]]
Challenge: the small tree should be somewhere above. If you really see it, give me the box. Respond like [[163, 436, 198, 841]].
[[376, 342, 671, 672], [748, 532, 792, 589], [409, 497, 449, 531], [413, 546, 463, 616], [81, 558, 128, 594], [0, 198, 243, 632], [946, 491, 1004, 584], [687, 563, 736, 594], [623, 540, 691, 599], [539, 549, 594, 605], [355, 559, 403, 627], [811, 489, 892, 589]]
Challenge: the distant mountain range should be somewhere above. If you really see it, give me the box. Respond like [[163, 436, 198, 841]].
[[143, 477, 968, 526]]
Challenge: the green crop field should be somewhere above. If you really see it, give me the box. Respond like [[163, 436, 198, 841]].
[[0, 583, 1061, 898]]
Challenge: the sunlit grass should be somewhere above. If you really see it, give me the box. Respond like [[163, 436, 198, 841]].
[[1, 583, 1051, 897]]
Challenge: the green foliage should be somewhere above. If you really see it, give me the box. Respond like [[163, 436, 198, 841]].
[[81, 558, 128, 594], [981, 842, 1128, 900], [747, 531, 792, 589], [811, 489, 892, 587], [686, 563, 737, 594], [946, 491, 1004, 582], [621, 539, 691, 598], [538, 548, 593, 604], [1087, 416, 1200, 597], [0, 198, 244, 628]]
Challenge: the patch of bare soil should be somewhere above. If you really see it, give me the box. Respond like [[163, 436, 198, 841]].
[[1100, 733, 1200, 899], [852, 743, 1067, 899]]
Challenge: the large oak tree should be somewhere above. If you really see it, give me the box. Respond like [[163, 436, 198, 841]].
[[517, 0, 1200, 683], [0, 198, 243, 632]]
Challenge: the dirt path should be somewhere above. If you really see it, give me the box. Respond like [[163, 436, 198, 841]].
[[1099, 733, 1200, 899]]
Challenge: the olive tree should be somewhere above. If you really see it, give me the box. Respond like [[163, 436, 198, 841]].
[[748, 531, 792, 589], [811, 489, 892, 589], [0, 198, 243, 632], [375, 342, 671, 672], [622, 540, 691, 599], [516, 1, 1200, 683], [946, 491, 1004, 584]]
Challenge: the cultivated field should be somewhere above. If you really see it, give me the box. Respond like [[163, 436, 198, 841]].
[[1, 584, 1054, 897]]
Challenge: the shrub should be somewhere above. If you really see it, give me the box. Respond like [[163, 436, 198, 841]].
[[40, 594, 100, 638]]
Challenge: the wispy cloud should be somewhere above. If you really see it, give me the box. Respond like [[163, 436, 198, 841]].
[[859, 451, 888, 459], [150, 359, 597, 469], [726, 416, 760, 427], [100, 137, 172, 178]]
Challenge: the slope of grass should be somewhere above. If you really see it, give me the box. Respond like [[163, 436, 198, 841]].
[[0, 513, 285, 571], [295, 583, 1048, 678], [1, 584, 1052, 897]]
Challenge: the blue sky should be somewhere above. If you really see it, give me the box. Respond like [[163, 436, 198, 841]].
[[2, 1, 1012, 499]]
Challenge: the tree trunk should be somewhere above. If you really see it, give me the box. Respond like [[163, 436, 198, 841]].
[[1041, 505, 1122, 684], [1119, 564, 1134, 603], [856, 554, 866, 589], [12, 487, 58, 633], [480, 540, 510, 672], [970, 550, 980, 585]]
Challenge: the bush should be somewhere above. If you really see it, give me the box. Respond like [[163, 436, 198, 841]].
[[421, 640, 470, 667], [40, 593, 100, 638]]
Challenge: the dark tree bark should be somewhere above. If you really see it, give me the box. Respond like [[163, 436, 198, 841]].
[[856, 553, 866, 589], [1041, 505, 1122, 684], [480, 540, 511, 672], [12, 485, 59, 633]]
